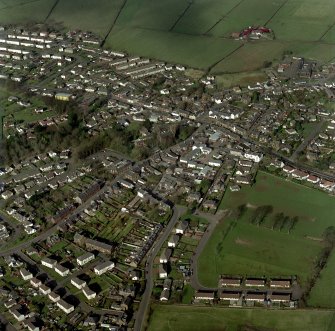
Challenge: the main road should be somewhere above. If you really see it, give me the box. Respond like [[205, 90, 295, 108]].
[[134, 205, 187, 331]]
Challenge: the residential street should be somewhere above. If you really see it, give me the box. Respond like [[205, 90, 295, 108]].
[[133, 205, 187, 331]]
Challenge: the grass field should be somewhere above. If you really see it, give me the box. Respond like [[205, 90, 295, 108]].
[[197, 171, 335, 287], [147, 305, 335, 331], [308, 250, 335, 308], [0, 0, 333, 76]]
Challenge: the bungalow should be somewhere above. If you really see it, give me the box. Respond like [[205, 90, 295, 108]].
[[283, 165, 294, 173], [71, 277, 86, 290], [167, 234, 180, 248], [82, 286, 96, 300], [270, 280, 291, 288], [219, 291, 241, 301], [245, 279, 265, 287], [208, 159, 222, 167], [291, 169, 309, 180], [307, 175, 320, 184], [245, 292, 266, 302], [159, 248, 172, 264], [94, 261, 115, 275], [219, 278, 241, 287], [57, 299, 74, 314], [270, 293, 291, 302], [319, 179, 335, 191], [194, 291, 215, 301]]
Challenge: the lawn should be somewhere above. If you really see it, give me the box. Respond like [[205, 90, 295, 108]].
[[197, 171, 335, 287], [308, 250, 335, 308], [147, 305, 335, 331], [220, 171, 335, 238]]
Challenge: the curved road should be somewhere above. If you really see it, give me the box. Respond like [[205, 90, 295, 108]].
[[134, 205, 187, 331]]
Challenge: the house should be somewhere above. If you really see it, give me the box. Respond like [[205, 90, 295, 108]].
[[41, 257, 57, 269], [9, 308, 25, 322], [219, 291, 241, 301], [129, 270, 141, 281], [158, 264, 168, 279], [54, 264, 70, 277], [39, 284, 51, 295], [48, 291, 60, 303], [307, 175, 320, 184], [57, 299, 74, 314], [159, 248, 172, 263], [194, 291, 215, 301], [94, 261, 115, 275], [71, 277, 86, 289], [270, 293, 291, 302], [244, 152, 263, 163], [219, 278, 241, 287], [82, 286, 96, 300], [24, 320, 40, 331], [74, 233, 114, 255], [1, 190, 13, 200], [30, 277, 42, 288], [245, 279, 265, 287], [167, 234, 180, 248], [20, 268, 33, 281], [77, 252, 95, 266], [55, 92, 72, 101], [270, 280, 291, 288], [245, 292, 266, 302], [175, 220, 188, 235], [160, 289, 170, 301]]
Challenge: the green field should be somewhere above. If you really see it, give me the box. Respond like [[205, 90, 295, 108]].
[[0, 0, 334, 75], [147, 305, 335, 331], [308, 250, 335, 308], [197, 171, 335, 287]]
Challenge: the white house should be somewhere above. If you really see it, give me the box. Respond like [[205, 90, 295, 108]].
[[82, 286, 96, 300], [20, 268, 33, 281], [71, 277, 86, 290], [77, 252, 95, 266], [94, 261, 115, 275], [54, 264, 70, 277], [41, 257, 57, 269], [57, 299, 74, 314]]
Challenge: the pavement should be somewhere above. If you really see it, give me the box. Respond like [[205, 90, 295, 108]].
[[189, 213, 221, 291], [133, 205, 187, 331]]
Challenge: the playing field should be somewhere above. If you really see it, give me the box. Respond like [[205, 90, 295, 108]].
[[147, 305, 335, 331], [197, 171, 335, 287], [0, 0, 333, 73]]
